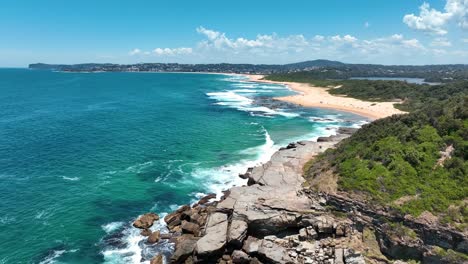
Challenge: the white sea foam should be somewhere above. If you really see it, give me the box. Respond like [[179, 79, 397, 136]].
[[38, 249, 77, 264], [207, 91, 298, 118], [102, 222, 125, 234], [231, 89, 274, 93], [191, 128, 276, 199], [102, 218, 173, 264], [38, 250, 66, 264], [62, 176, 80, 181]]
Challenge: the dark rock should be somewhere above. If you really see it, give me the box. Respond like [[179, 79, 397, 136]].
[[164, 211, 182, 230], [249, 257, 263, 264], [140, 229, 152, 237], [239, 167, 253, 179], [279, 143, 297, 151], [133, 213, 159, 229], [317, 136, 334, 142], [198, 193, 217, 205], [181, 220, 200, 236], [171, 236, 198, 263], [147, 230, 160, 244]]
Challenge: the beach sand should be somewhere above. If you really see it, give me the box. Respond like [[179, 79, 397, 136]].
[[246, 74, 406, 120]]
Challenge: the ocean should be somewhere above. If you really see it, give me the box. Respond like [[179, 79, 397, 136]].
[[0, 69, 368, 263]]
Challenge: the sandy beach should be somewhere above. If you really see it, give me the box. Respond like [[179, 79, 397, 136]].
[[246, 74, 406, 120]]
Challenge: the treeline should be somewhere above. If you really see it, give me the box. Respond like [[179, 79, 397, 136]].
[[266, 65, 468, 82], [266, 72, 468, 112]]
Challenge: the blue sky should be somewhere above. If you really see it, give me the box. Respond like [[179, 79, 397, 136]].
[[1, 0, 467, 66]]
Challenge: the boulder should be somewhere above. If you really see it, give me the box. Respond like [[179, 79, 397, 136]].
[[298, 226, 317, 241], [239, 167, 253, 179], [164, 211, 182, 229], [147, 230, 160, 244], [231, 250, 250, 264], [243, 236, 261, 255], [150, 254, 163, 264], [195, 213, 228, 257], [257, 240, 294, 264], [133, 213, 159, 229], [171, 236, 198, 263], [181, 220, 200, 236], [344, 249, 366, 264], [317, 137, 334, 142], [314, 216, 334, 234], [198, 193, 217, 205], [140, 228, 152, 236], [228, 219, 248, 247]]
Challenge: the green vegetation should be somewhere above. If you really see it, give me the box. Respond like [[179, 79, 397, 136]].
[[432, 247, 468, 263], [274, 71, 468, 222], [307, 94, 467, 218], [266, 72, 468, 112]]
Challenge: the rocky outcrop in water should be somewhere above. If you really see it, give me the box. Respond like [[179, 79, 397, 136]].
[[134, 129, 468, 263]]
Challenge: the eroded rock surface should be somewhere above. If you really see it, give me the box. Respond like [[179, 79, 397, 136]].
[[133, 129, 467, 263]]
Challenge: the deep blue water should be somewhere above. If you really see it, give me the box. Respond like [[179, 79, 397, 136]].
[[0, 69, 367, 263]]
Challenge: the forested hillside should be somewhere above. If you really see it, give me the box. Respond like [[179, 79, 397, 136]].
[[274, 74, 468, 229]]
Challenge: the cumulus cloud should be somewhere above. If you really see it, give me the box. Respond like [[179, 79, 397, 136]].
[[330, 35, 358, 43], [195, 26, 308, 51], [403, 0, 468, 35], [127, 26, 467, 64], [153, 47, 193, 55], [128, 47, 192, 56]]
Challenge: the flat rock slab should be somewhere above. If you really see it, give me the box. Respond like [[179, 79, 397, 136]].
[[196, 212, 228, 256], [248, 140, 344, 187], [258, 239, 294, 264]]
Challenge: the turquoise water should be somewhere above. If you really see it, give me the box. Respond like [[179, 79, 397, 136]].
[[0, 69, 367, 264]]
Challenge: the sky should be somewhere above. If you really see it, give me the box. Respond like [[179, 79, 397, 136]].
[[0, 0, 467, 67]]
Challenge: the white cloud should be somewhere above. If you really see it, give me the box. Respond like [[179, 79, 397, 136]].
[[445, 0, 468, 29], [126, 27, 467, 64], [330, 34, 357, 43], [403, 2, 451, 35], [401, 39, 424, 49], [430, 38, 452, 47], [313, 35, 325, 41], [403, 0, 468, 35], [364, 21, 370, 28], [129, 48, 142, 56], [153, 47, 192, 55]]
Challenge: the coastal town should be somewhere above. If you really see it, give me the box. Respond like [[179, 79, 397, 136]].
[[29, 61, 468, 83]]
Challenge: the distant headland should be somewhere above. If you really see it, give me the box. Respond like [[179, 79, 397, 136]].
[[29, 60, 468, 83]]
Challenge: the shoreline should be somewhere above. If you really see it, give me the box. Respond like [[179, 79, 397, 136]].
[[134, 128, 360, 263], [244, 74, 406, 120]]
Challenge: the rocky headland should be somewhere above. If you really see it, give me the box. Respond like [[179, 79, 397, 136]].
[[133, 127, 467, 264]]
